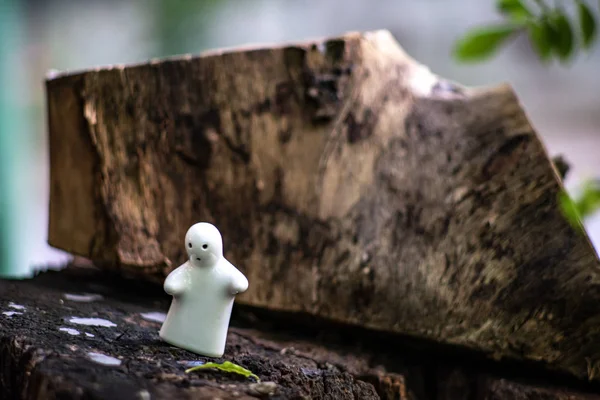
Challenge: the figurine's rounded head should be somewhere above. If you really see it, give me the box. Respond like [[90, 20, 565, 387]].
[[185, 222, 223, 268]]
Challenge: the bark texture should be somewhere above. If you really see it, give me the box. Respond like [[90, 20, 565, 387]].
[[46, 30, 600, 382], [2, 264, 600, 399]]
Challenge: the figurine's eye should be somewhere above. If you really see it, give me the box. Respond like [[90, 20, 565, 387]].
[[196, 257, 201, 261], [202, 244, 208, 249], [188, 242, 192, 248]]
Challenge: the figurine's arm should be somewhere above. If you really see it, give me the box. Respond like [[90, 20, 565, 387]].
[[228, 266, 249, 296], [164, 265, 190, 297]]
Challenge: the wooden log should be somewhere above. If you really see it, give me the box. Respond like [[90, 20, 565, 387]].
[[2, 264, 600, 399], [46, 30, 600, 382]]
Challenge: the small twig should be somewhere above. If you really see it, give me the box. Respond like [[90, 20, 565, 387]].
[[115, 330, 128, 341], [552, 155, 571, 180]]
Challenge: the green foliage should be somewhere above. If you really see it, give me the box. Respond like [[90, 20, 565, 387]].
[[578, 0, 598, 47], [185, 361, 260, 381], [154, 0, 222, 56], [559, 190, 583, 228], [455, 0, 600, 224], [528, 20, 553, 59], [453, 24, 524, 62], [498, 0, 533, 20], [454, 0, 598, 63], [559, 182, 600, 229], [551, 11, 576, 60], [577, 181, 600, 217]]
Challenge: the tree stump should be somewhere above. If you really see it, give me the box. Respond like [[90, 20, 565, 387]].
[[2, 263, 600, 399], [46, 30, 600, 382]]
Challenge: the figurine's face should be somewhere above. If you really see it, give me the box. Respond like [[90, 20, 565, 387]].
[[185, 222, 224, 268]]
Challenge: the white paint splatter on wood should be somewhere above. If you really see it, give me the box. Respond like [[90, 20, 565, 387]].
[[63, 293, 104, 302], [87, 352, 122, 366], [2, 311, 23, 317], [140, 312, 166, 323], [69, 317, 116, 327], [59, 327, 80, 335]]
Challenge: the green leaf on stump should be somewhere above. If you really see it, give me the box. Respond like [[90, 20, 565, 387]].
[[186, 361, 260, 382]]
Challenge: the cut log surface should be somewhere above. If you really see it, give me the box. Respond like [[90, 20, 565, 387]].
[[1, 265, 600, 400], [46, 30, 600, 382]]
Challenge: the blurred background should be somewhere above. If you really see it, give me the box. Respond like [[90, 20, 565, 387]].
[[1, 0, 599, 277]]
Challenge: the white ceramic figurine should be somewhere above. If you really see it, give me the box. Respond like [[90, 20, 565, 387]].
[[159, 222, 249, 357]]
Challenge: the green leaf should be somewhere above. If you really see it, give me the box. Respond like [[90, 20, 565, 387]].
[[497, 0, 533, 21], [548, 11, 575, 61], [454, 24, 523, 62], [576, 181, 600, 218], [186, 361, 260, 381], [527, 21, 553, 60], [577, 0, 597, 49], [559, 190, 583, 229], [559, 182, 600, 230]]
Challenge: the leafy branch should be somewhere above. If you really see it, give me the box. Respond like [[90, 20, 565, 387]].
[[454, 0, 600, 227], [454, 0, 598, 63]]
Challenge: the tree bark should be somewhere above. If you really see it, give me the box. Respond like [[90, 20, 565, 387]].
[[46, 30, 600, 382], [2, 264, 600, 399]]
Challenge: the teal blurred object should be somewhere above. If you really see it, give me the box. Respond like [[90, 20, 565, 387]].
[[0, 0, 33, 279]]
